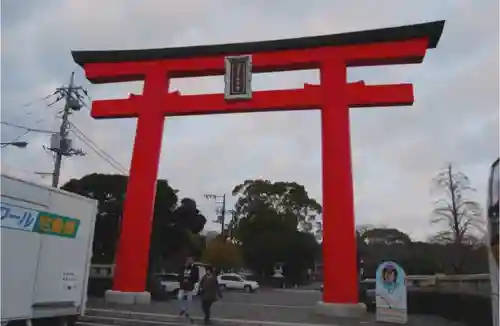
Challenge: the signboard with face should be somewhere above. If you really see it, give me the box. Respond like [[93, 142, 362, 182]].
[[375, 261, 408, 324]]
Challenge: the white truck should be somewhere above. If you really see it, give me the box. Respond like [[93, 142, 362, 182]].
[[1, 174, 97, 326]]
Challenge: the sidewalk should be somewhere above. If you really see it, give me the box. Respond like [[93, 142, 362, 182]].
[[85, 298, 465, 326]]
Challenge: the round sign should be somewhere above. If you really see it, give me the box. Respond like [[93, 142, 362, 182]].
[[376, 261, 405, 294]]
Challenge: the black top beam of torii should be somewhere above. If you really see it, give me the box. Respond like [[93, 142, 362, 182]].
[[72, 20, 445, 66]]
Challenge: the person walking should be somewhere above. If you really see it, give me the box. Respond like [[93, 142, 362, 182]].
[[177, 257, 199, 323], [199, 266, 222, 325]]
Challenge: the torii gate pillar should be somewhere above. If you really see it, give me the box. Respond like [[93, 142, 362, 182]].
[[72, 20, 444, 317]]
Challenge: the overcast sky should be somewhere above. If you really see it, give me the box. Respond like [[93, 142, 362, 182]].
[[1, 0, 498, 240]]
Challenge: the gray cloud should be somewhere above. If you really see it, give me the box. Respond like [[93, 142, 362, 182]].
[[1, 0, 498, 241]]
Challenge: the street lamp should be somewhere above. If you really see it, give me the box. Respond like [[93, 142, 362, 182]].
[[0, 141, 28, 148]]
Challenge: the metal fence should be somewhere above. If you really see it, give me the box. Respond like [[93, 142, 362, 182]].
[[362, 273, 491, 295], [89, 264, 491, 293]]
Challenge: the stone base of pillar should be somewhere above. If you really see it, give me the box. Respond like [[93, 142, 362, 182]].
[[104, 290, 151, 305], [315, 301, 367, 318]]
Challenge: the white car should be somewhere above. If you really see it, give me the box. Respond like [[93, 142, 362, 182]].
[[156, 272, 201, 296], [157, 273, 181, 294], [218, 273, 260, 293]]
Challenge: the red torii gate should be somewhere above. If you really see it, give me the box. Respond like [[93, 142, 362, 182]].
[[72, 20, 444, 313]]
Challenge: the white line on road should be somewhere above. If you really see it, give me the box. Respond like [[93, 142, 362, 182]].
[[83, 315, 190, 325], [87, 308, 340, 326], [214, 301, 313, 309], [78, 321, 180, 326], [272, 289, 320, 293]]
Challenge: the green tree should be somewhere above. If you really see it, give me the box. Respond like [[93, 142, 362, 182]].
[[355, 226, 489, 277], [150, 197, 207, 272], [240, 226, 289, 277], [61, 174, 150, 264], [282, 231, 321, 284], [357, 227, 413, 277], [231, 179, 322, 279], [61, 174, 207, 273], [202, 236, 243, 271], [360, 227, 412, 245], [232, 180, 322, 235]]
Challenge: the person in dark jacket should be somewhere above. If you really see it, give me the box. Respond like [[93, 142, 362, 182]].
[[199, 266, 222, 325], [177, 257, 199, 323]]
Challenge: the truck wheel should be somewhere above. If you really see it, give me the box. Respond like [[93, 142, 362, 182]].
[[31, 317, 76, 326], [38, 316, 76, 326], [244, 285, 252, 293], [60, 316, 77, 326], [5, 321, 26, 326], [54, 316, 77, 326]]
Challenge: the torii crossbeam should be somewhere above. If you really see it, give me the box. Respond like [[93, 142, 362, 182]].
[[72, 20, 444, 314]]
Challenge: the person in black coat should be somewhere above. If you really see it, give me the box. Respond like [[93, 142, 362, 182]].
[[177, 257, 199, 323], [199, 266, 222, 325]]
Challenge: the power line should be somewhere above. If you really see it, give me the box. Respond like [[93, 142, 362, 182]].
[[0, 121, 56, 134], [70, 129, 127, 174], [69, 127, 128, 174], [3, 75, 126, 183], [69, 122, 127, 173], [1, 162, 37, 179], [7, 92, 62, 123], [72, 131, 126, 174], [18, 92, 58, 109], [46, 95, 65, 108], [1, 93, 63, 144], [73, 88, 91, 110], [3, 76, 92, 186]]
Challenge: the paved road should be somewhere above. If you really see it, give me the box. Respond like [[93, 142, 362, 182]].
[[89, 289, 321, 322], [86, 289, 464, 325]]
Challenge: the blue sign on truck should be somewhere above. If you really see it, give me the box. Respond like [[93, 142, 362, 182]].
[[1, 202, 80, 238]]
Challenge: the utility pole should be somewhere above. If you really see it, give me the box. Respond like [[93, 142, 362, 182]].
[[226, 209, 236, 240], [51, 73, 74, 187], [49, 72, 86, 188], [220, 194, 226, 237], [204, 193, 227, 242]]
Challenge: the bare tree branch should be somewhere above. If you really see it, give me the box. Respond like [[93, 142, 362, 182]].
[[429, 163, 485, 272]]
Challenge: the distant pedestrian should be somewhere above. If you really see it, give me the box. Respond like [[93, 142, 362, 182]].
[[177, 256, 199, 323], [199, 266, 222, 325]]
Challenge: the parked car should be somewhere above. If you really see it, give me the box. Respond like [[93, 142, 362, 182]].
[[156, 263, 211, 297], [156, 272, 182, 296], [218, 273, 260, 293]]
